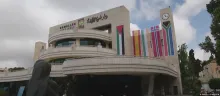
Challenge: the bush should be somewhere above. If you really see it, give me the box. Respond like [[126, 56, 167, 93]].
[[209, 78, 220, 90]]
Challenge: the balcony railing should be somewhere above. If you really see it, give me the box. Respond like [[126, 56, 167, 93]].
[[39, 44, 117, 59], [63, 56, 178, 77], [48, 29, 111, 43]]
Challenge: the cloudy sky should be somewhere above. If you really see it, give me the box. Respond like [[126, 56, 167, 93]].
[[0, 0, 212, 68]]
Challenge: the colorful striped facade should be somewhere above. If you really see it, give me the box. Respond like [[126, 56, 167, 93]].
[[116, 25, 125, 55], [131, 24, 175, 57]]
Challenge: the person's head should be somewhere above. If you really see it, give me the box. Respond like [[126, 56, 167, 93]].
[[27, 60, 51, 96], [32, 60, 51, 79]]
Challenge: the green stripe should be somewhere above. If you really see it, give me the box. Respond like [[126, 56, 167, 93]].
[[141, 30, 146, 57], [116, 29, 120, 55], [166, 27, 171, 55], [163, 23, 171, 56]]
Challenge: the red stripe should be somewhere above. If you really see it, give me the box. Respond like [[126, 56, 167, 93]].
[[151, 32, 157, 57], [132, 31, 136, 56], [163, 28, 168, 56], [117, 25, 123, 34], [138, 30, 141, 56], [157, 31, 163, 56]]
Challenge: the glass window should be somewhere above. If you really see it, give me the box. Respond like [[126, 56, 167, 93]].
[[80, 38, 106, 47], [55, 39, 76, 47]]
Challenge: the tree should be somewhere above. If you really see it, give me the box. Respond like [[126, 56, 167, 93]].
[[215, 40, 220, 65], [206, 0, 220, 17], [199, 36, 215, 56], [187, 49, 202, 96], [178, 44, 190, 94], [209, 78, 220, 91], [199, 0, 220, 65], [178, 44, 202, 95]]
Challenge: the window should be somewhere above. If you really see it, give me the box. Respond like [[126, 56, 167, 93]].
[[55, 39, 76, 47], [80, 38, 106, 47]]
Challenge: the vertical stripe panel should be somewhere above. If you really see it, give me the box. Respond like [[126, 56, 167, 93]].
[[134, 30, 141, 56], [119, 34, 122, 55], [144, 30, 148, 56], [166, 28, 171, 56], [151, 31, 157, 57], [121, 26, 125, 55], [154, 26, 159, 57], [116, 25, 124, 55], [138, 30, 141, 56], [116, 29, 120, 55], [147, 31, 153, 57], [169, 27, 174, 55], [132, 31, 136, 56], [157, 30, 163, 56], [141, 30, 147, 57], [162, 28, 168, 56], [160, 30, 164, 56]]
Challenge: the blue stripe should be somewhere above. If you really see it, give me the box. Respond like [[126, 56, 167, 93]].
[[169, 27, 174, 55]]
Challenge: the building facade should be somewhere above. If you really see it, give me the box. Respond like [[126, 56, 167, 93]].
[[0, 6, 182, 96], [199, 60, 220, 92]]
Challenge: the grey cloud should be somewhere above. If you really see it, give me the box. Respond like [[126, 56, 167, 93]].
[[45, 0, 135, 14], [0, 0, 135, 68], [0, 0, 47, 68]]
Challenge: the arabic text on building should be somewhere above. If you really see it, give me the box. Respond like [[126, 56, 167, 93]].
[[87, 14, 108, 24], [60, 23, 76, 31]]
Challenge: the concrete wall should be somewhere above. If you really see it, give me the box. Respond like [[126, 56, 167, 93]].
[[160, 8, 182, 94], [49, 6, 132, 56], [33, 42, 46, 62]]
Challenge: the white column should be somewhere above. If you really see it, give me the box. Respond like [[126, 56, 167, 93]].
[[106, 42, 109, 48], [148, 74, 155, 96], [76, 39, 80, 46]]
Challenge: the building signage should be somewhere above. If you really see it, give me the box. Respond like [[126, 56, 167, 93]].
[[60, 23, 76, 31], [78, 18, 84, 29], [87, 14, 108, 24]]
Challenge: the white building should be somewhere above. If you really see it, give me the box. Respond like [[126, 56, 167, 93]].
[[0, 6, 183, 96]]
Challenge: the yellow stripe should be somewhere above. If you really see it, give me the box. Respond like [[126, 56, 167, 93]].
[[134, 30, 140, 56]]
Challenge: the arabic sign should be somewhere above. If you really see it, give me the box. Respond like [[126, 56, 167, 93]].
[[87, 14, 108, 24], [78, 18, 84, 29], [60, 23, 76, 31]]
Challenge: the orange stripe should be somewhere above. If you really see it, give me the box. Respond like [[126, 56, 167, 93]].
[[134, 30, 140, 56]]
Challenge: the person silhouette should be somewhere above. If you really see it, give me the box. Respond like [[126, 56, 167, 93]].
[[26, 60, 59, 96]]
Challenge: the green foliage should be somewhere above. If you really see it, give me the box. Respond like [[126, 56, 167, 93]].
[[206, 0, 220, 17], [199, 0, 220, 65], [215, 40, 220, 65], [209, 78, 220, 89], [178, 44, 203, 95], [178, 44, 200, 95], [199, 36, 215, 55], [178, 44, 189, 80]]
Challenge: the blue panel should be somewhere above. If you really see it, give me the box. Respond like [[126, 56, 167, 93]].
[[17, 86, 25, 96], [169, 27, 174, 55]]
